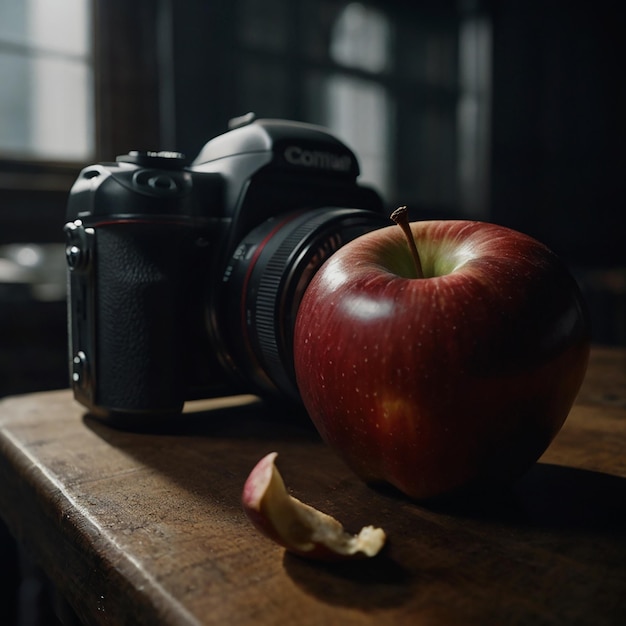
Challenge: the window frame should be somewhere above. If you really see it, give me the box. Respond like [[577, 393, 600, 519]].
[[0, 0, 163, 244], [0, 0, 491, 245], [234, 0, 476, 213]]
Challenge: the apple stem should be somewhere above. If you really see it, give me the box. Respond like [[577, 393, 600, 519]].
[[390, 206, 424, 279]]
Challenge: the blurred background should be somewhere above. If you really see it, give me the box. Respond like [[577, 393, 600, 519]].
[[0, 1, 624, 623], [0, 0, 624, 398]]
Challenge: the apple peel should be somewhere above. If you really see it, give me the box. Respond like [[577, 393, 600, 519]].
[[242, 452, 386, 560]]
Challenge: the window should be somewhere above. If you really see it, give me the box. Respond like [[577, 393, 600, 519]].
[[0, 0, 94, 162], [458, 16, 491, 215], [237, 0, 492, 217], [310, 3, 393, 199], [0, 0, 492, 246], [0, 0, 164, 245]]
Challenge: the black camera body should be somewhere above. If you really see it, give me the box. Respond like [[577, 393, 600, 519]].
[[65, 116, 388, 420]]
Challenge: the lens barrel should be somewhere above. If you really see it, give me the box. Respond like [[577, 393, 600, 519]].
[[220, 208, 389, 400]]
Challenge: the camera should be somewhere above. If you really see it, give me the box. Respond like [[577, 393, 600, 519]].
[[65, 115, 389, 420]]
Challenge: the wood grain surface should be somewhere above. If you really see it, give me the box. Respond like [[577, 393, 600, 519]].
[[0, 347, 625, 625]]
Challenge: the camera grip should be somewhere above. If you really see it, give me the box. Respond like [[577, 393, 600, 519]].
[[95, 225, 186, 414]]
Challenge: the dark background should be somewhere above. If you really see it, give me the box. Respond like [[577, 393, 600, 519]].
[[0, 2, 624, 623], [0, 0, 624, 397]]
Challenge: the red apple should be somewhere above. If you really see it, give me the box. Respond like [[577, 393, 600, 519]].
[[293, 210, 590, 501]]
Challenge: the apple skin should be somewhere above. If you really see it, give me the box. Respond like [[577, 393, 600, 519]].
[[241, 452, 386, 560], [293, 220, 590, 501]]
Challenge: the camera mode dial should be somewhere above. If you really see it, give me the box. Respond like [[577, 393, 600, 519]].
[[117, 150, 189, 169]]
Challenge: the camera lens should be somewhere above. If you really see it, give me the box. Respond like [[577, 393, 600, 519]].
[[218, 208, 390, 401]]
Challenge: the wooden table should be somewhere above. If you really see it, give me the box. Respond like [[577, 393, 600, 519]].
[[0, 347, 625, 625]]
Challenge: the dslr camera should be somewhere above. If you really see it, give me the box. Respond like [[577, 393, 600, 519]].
[[65, 115, 388, 420]]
